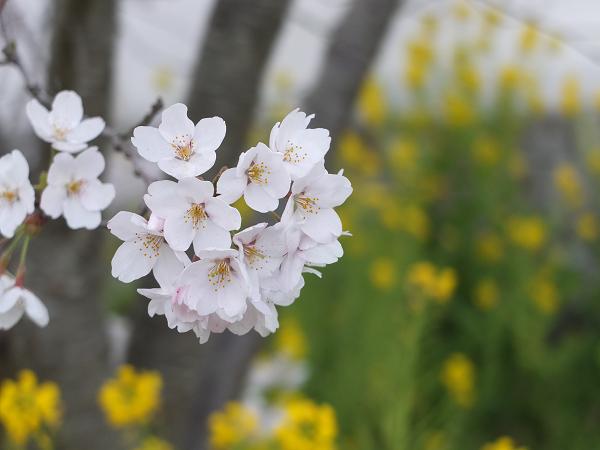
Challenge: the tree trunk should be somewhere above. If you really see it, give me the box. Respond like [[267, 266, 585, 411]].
[[303, 0, 403, 154], [1, 1, 118, 449]]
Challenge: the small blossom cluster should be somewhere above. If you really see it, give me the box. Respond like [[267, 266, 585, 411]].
[[0, 91, 115, 330], [108, 104, 352, 343]]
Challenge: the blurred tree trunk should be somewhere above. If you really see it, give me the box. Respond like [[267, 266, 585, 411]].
[[127, 2, 290, 450], [303, 0, 403, 157], [1, 1, 118, 450]]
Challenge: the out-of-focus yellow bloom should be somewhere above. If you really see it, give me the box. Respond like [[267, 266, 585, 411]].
[[553, 163, 583, 207], [441, 353, 475, 408], [98, 365, 162, 428], [209, 402, 258, 450], [420, 13, 439, 34], [135, 436, 174, 450], [529, 276, 559, 314], [519, 22, 540, 53], [424, 431, 446, 450], [452, 1, 471, 21], [443, 92, 474, 126], [476, 232, 504, 264], [359, 78, 386, 127], [474, 277, 499, 310], [404, 61, 428, 89], [507, 216, 546, 251], [275, 398, 338, 450], [481, 436, 528, 450], [407, 38, 434, 67], [276, 318, 307, 360], [407, 262, 457, 303], [338, 133, 380, 177], [404, 205, 430, 240], [508, 152, 527, 180], [499, 65, 524, 92], [560, 75, 581, 117], [457, 63, 481, 93], [370, 257, 397, 291], [585, 149, 600, 175], [576, 212, 599, 241], [389, 138, 418, 172], [471, 135, 501, 167], [482, 7, 503, 28], [0, 370, 62, 446]]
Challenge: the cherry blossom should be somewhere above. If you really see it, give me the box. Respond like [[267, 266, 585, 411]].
[[0, 275, 49, 330], [144, 177, 241, 253], [269, 108, 331, 180], [26, 90, 105, 153], [41, 147, 115, 230], [217, 142, 291, 212], [0, 150, 35, 238], [108, 212, 186, 284], [132, 103, 225, 179]]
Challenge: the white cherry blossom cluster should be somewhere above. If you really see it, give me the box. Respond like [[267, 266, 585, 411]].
[[0, 91, 115, 330], [108, 104, 352, 343]]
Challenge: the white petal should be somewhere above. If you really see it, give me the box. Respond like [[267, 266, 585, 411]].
[[205, 197, 241, 230], [40, 185, 66, 219], [107, 211, 148, 241], [273, 108, 309, 152], [193, 116, 226, 153], [74, 147, 105, 180], [26, 99, 52, 141], [177, 177, 214, 202], [0, 288, 20, 313], [158, 157, 208, 180], [111, 240, 155, 283], [49, 90, 83, 130], [244, 183, 278, 213], [23, 290, 49, 327], [67, 117, 105, 144], [0, 203, 26, 238], [153, 244, 185, 288], [301, 208, 342, 243], [192, 220, 232, 253], [52, 141, 87, 153], [158, 103, 194, 143], [47, 152, 75, 184], [132, 126, 172, 162], [216, 168, 246, 204], [163, 214, 195, 252], [0, 305, 24, 330], [63, 197, 101, 229], [80, 179, 115, 211]]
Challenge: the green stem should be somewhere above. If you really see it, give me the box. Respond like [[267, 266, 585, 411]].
[[18, 235, 30, 269]]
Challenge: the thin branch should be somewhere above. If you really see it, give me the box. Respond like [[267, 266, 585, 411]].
[[1, 41, 50, 107]]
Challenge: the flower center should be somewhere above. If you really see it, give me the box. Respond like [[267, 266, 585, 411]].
[[208, 259, 232, 291], [283, 141, 307, 164], [246, 161, 270, 185], [171, 135, 195, 161], [243, 244, 266, 268], [294, 194, 319, 214], [0, 189, 18, 204], [52, 126, 68, 141], [66, 179, 84, 197], [185, 203, 207, 228], [134, 233, 162, 259]]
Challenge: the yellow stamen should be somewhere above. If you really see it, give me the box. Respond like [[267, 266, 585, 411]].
[[0, 190, 18, 204], [208, 259, 232, 291], [246, 162, 270, 185], [135, 233, 162, 258], [243, 244, 266, 269], [67, 180, 84, 196], [171, 135, 195, 161], [185, 203, 207, 228], [53, 126, 67, 141], [295, 194, 319, 214], [283, 142, 308, 164]]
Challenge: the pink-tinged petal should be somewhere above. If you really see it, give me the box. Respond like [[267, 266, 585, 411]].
[[74, 147, 105, 180], [26, 99, 52, 141], [153, 244, 185, 288], [23, 290, 49, 327], [52, 141, 87, 153], [111, 240, 155, 282], [244, 183, 278, 213], [67, 117, 105, 144], [80, 179, 115, 211], [177, 177, 214, 202], [193, 116, 226, 153], [163, 214, 195, 252], [107, 211, 148, 241], [63, 197, 101, 229], [205, 197, 241, 230], [40, 185, 66, 219], [158, 103, 194, 143], [0, 305, 24, 330], [158, 157, 206, 180], [131, 126, 172, 162], [301, 208, 342, 243], [49, 91, 83, 130], [227, 306, 256, 335], [47, 152, 75, 184], [216, 168, 246, 204], [192, 220, 232, 253], [233, 223, 268, 247]]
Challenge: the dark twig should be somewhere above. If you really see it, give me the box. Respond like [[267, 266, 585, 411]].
[[211, 165, 228, 185]]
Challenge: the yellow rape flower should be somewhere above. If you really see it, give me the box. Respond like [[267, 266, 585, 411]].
[[209, 402, 258, 450], [507, 216, 546, 251], [0, 370, 62, 446], [407, 262, 457, 303], [553, 163, 583, 207], [276, 318, 308, 360], [576, 212, 599, 241], [452, 1, 471, 21], [98, 365, 162, 428], [519, 22, 540, 53], [443, 92, 475, 126], [474, 277, 499, 310], [135, 436, 174, 450], [499, 65, 524, 92], [359, 78, 386, 127], [389, 138, 418, 172], [276, 398, 338, 450], [481, 436, 528, 450], [476, 231, 505, 263], [370, 257, 397, 291], [471, 135, 501, 167], [529, 276, 559, 314], [560, 75, 581, 117], [441, 353, 475, 408]]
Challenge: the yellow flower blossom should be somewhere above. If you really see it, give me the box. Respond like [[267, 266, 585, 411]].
[[443, 92, 475, 126], [476, 232, 505, 263], [135, 436, 174, 450], [370, 257, 397, 291], [276, 318, 308, 360], [499, 65, 524, 92], [585, 149, 600, 175], [452, 1, 471, 21], [0, 370, 62, 446], [208, 402, 258, 450], [576, 212, 599, 241], [553, 163, 583, 207], [98, 365, 162, 428], [359, 78, 386, 127], [507, 216, 546, 251], [407, 262, 457, 303], [482, 7, 503, 29], [519, 22, 540, 53], [471, 135, 501, 167], [481, 436, 528, 450], [441, 353, 475, 408], [529, 276, 559, 314], [560, 75, 581, 117], [275, 398, 338, 450], [389, 138, 417, 172], [474, 277, 499, 310]]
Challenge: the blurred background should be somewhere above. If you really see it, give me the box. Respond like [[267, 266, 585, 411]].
[[1, 0, 600, 449]]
